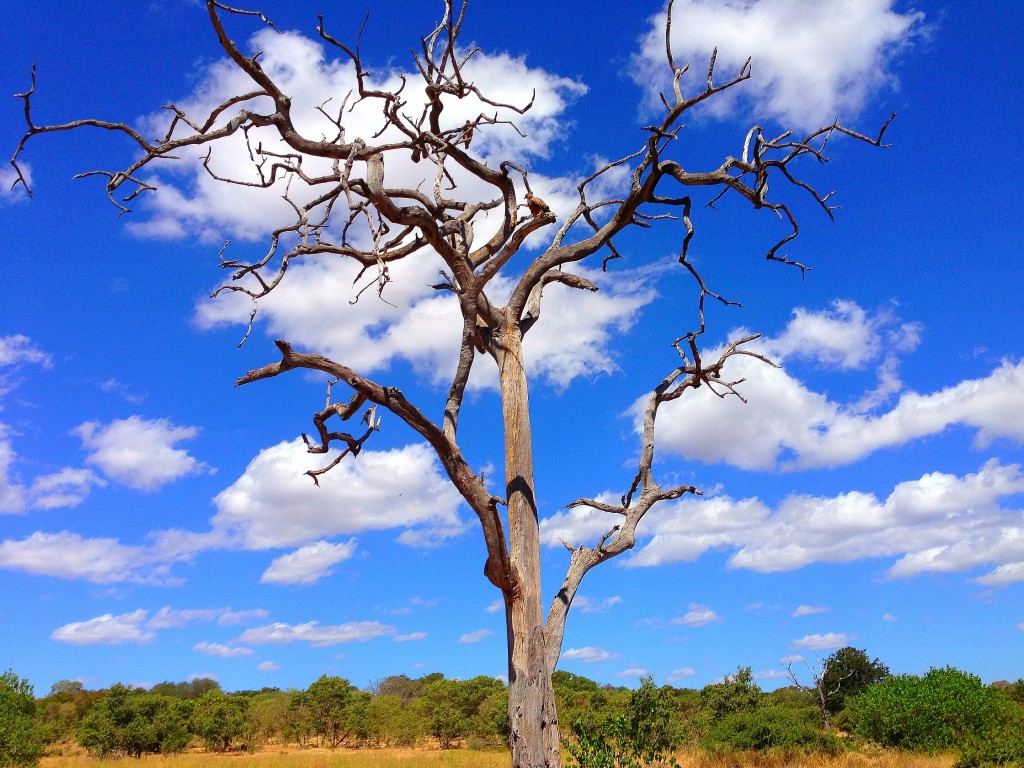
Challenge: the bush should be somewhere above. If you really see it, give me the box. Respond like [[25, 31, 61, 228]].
[[0, 670, 41, 768], [565, 677, 680, 768], [850, 667, 1018, 753], [705, 707, 843, 754], [955, 715, 1024, 768]]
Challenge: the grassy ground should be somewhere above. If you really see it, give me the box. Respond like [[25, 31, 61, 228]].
[[41, 747, 958, 768]]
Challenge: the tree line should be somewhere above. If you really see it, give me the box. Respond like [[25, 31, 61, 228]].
[[2, 649, 1022, 768]]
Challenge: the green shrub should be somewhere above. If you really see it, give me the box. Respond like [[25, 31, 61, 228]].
[[706, 707, 843, 754], [850, 667, 1017, 753], [0, 670, 41, 768], [565, 677, 680, 768]]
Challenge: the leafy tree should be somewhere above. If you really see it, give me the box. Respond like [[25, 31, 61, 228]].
[[820, 647, 889, 715], [699, 667, 763, 721], [0, 670, 41, 768], [304, 675, 358, 747], [47, 680, 84, 696], [77, 685, 190, 758], [242, 690, 292, 747], [850, 667, 1018, 752], [14, 0, 894, 763], [191, 689, 247, 752], [36, 683, 102, 746]]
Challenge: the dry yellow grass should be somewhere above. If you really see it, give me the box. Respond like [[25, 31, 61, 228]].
[[40, 746, 958, 768]]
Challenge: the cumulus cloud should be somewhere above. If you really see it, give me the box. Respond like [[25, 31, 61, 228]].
[[1, 461, 106, 515], [792, 632, 849, 650], [52, 609, 154, 645], [129, 28, 586, 243], [147, 606, 268, 629], [544, 460, 1024, 586], [194, 642, 254, 658], [459, 629, 494, 644], [0, 335, 51, 369], [74, 416, 210, 491], [260, 539, 357, 585], [561, 646, 621, 664], [211, 440, 464, 550], [645, 303, 1023, 471], [257, 661, 279, 672], [234, 620, 395, 647], [199, 257, 655, 393], [672, 604, 722, 627], [633, 0, 925, 130], [0, 531, 177, 584]]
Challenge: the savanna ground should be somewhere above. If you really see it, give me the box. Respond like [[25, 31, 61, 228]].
[[40, 746, 958, 768]]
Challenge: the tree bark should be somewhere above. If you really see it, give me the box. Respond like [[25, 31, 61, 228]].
[[497, 319, 560, 768]]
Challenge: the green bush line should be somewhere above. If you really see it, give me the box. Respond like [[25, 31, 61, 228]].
[[3, 656, 1023, 768]]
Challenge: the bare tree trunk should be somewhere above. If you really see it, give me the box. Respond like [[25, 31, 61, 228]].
[[498, 321, 561, 768]]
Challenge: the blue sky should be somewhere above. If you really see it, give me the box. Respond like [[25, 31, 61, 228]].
[[1, 0, 1021, 695]]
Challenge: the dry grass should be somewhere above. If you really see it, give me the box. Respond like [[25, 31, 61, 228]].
[[41, 746, 958, 768], [41, 747, 510, 768]]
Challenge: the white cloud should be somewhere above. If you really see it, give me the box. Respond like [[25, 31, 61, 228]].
[[666, 668, 697, 684], [881, 613, 898, 622], [574, 595, 623, 614], [234, 620, 395, 647], [394, 632, 427, 642], [147, 607, 220, 629], [792, 605, 830, 618], [618, 668, 649, 678], [257, 661, 279, 672], [194, 642, 254, 658], [218, 608, 270, 626], [0, 531, 175, 584], [0, 165, 32, 205], [545, 460, 1024, 587], [486, 599, 504, 614], [74, 416, 210, 491], [199, 258, 655, 394], [260, 539, 357, 585], [0, 335, 51, 368], [459, 629, 494, 644], [645, 303, 1024, 472], [130, 29, 586, 244], [672, 604, 722, 627], [792, 632, 849, 650], [633, 0, 925, 130], [561, 646, 621, 664], [211, 440, 464, 550], [26, 468, 105, 510], [51, 609, 154, 645]]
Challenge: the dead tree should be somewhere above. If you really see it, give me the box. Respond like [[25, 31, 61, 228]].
[[783, 656, 852, 732], [10, 1, 893, 765]]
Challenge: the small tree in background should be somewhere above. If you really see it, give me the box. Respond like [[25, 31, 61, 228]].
[[820, 647, 890, 716], [0, 670, 41, 768]]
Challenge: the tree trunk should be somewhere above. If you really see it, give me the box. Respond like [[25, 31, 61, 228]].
[[498, 321, 561, 768]]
